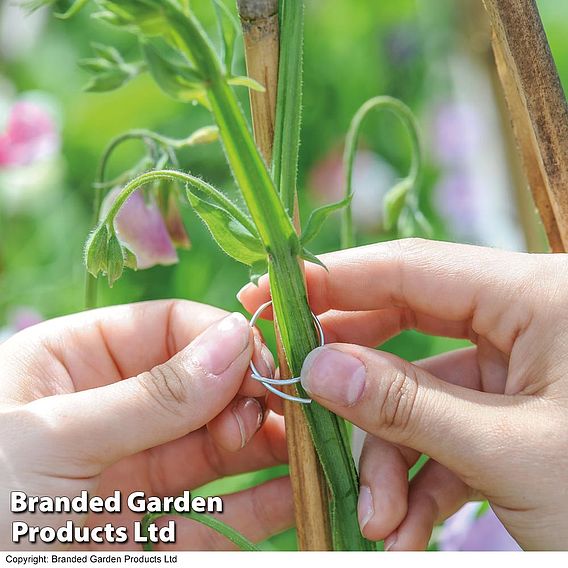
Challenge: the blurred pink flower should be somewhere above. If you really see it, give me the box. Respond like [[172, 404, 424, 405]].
[[0, 307, 43, 343], [102, 187, 180, 270], [431, 102, 482, 166], [438, 503, 521, 551], [10, 307, 43, 331], [0, 100, 60, 168], [434, 171, 479, 239]]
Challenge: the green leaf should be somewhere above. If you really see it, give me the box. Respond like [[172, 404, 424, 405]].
[[299, 247, 327, 270], [106, 234, 125, 287], [383, 178, 411, 231], [55, 0, 90, 19], [272, 0, 304, 216], [91, 43, 124, 63], [227, 76, 266, 92], [84, 69, 134, 93], [213, 0, 238, 73], [249, 259, 268, 285], [141, 40, 208, 106], [123, 246, 138, 270], [84, 224, 109, 277], [187, 187, 266, 266], [80, 43, 144, 93], [142, 511, 259, 552], [300, 194, 352, 246], [96, 0, 169, 35]]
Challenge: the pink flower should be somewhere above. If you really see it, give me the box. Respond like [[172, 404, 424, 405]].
[[431, 102, 482, 166], [102, 187, 181, 270], [0, 307, 43, 343], [10, 307, 43, 331], [0, 100, 59, 168], [437, 503, 521, 551]]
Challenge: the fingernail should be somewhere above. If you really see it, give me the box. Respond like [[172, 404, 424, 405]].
[[261, 343, 275, 378], [384, 533, 397, 551], [191, 313, 250, 375], [252, 334, 275, 378], [232, 398, 263, 448], [358, 486, 374, 532], [301, 347, 366, 406], [236, 283, 252, 304]]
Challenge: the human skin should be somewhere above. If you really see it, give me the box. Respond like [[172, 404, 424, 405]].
[[239, 238, 568, 551], [0, 300, 293, 551]]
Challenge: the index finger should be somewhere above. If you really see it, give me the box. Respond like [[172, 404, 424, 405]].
[[1, 300, 230, 394], [239, 239, 544, 353]]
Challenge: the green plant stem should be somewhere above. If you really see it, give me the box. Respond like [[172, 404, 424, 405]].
[[341, 95, 422, 249], [141, 511, 259, 552], [163, 1, 372, 550], [272, 0, 303, 216]]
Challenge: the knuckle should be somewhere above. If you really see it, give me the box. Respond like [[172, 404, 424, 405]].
[[138, 362, 188, 415], [397, 236, 428, 251], [376, 362, 419, 435]]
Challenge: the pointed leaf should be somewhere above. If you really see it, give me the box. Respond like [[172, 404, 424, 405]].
[[55, 0, 90, 19], [106, 234, 125, 287], [300, 247, 327, 270], [301, 195, 352, 246], [84, 224, 109, 277], [81, 43, 143, 93], [187, 189, 265, 266], [141, 40, 208, 105], [96, 0, 169, 35], [91, 43, 124, 64], [213, 0, 238, 72], [84, 69, 133, 92], [249, 259, 268, 285]]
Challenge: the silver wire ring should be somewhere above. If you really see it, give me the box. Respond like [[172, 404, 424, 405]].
[[248, 300, 325, 405]]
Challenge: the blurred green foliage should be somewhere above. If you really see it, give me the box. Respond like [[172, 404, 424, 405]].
[[1, 0, 567, 550]]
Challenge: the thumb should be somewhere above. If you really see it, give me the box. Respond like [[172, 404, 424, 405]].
[[300, 344, 517, 477], [28, 313, 253, 468]]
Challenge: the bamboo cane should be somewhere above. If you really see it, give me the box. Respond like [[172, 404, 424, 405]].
[[237, 0, 333, 550], [483, 0, 568, 252]]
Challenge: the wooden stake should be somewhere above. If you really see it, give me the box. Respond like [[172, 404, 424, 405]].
[[237, 0, 333, 551], [483, 0, 568, 251]]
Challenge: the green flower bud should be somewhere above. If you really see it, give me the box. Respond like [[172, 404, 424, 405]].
[[106, 234, 125, 287], [84, 224, 109, 277]]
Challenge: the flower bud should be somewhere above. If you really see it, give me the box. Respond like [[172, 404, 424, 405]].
[[184, 126, 219, 147], [106, 233, 125, 287], [84, 224, 109, 277]]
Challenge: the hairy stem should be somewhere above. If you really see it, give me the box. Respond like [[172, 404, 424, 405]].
[[165, 1, 371, 549]]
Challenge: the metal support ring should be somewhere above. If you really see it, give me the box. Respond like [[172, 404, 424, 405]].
[[248, 300, 325, 404]]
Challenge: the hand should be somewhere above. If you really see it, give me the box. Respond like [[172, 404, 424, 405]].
[[0, 300, 292, 551], [239, 238, 568, 551]]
